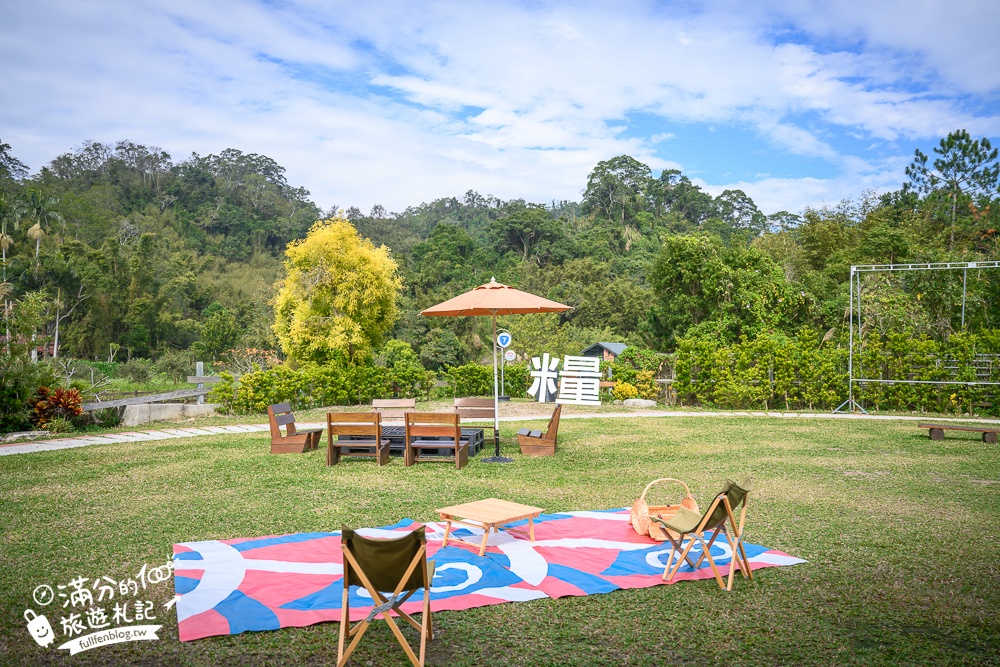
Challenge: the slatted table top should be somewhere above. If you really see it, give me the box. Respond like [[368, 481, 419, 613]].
[[436, 498, 544, 524]]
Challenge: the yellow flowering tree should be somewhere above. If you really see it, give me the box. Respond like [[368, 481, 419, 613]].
[[273, 218, 401, 364]]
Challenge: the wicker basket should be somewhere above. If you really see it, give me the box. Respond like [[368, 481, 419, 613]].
[[628, 478, 699, 541]]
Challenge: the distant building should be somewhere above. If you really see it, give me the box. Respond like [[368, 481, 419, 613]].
[[580, 342, 627, 363]]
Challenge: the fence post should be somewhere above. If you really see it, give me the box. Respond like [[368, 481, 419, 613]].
[[196, 361, 204, 405]]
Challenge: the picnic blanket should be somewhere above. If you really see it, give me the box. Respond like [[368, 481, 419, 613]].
[[174, 508, 804, 641]]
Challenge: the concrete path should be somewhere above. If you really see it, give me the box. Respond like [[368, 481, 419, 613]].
[[1, 411, 998, 457]]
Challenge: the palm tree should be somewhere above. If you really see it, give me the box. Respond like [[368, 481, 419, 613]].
[[16, 188, 62, 279]]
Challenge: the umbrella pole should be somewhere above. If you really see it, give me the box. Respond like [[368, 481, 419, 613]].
[[482, 311, 511, 463]]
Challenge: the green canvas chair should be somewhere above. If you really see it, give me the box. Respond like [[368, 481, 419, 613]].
[[652, 478, 752, 591], [338, 526, 435, 667]]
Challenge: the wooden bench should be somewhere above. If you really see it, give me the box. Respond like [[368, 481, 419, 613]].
[[267, 403, 323, 454], [517, 405, 561, 457], [326, 412, 389, 466], [372, 398, 416, 421], [454, 398, 498, 451], [918, 422, 999, 444], [404, 412, 469, 469]]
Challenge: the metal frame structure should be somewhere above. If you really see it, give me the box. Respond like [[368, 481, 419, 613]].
[[834, 260, 1000, 414]]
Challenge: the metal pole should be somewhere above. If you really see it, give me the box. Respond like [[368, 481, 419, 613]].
[[961, 268, 967, 328], [848, 267, 854, 405], [501, 348, 506, 397], [480, 312, 511, 463]]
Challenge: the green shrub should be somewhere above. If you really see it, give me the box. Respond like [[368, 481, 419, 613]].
[[443, 363, 494, 397], [45, 417, 76, 434], [209, 357, 430, 415], [119, 357, 155, 383], [90, 408, 122, 428], [610, 347, 664, 385]]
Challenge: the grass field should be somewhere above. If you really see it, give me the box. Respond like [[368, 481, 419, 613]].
[[2, 415, 999, 666]]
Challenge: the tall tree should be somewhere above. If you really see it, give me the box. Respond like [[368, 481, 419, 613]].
[[582, 156, 652, 230], [17, 188, 62, 279], [273, 218, 401, 364], [905, 129, 1000, 249]]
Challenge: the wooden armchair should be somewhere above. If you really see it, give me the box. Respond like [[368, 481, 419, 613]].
[[327, 412, 389, 466], [404, 412, 468, 469], [454, 398, 497, 451], [267, 403, 323, 454], [516, 404, 561, 457]]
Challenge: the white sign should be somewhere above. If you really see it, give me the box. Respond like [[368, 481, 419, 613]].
[[504, 350, 516, 362], [496, 331, 512, 348], [528, 353, 559, 403], [556, 356, 602, 406]]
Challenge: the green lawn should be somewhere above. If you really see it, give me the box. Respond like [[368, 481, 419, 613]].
[[2, 417, 999, 666]]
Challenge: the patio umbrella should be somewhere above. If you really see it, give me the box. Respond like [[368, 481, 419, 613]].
[[422, 278, 572, 462]]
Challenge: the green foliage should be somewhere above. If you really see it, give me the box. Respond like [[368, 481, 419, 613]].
[[193, 303, 242, 361], [44, 416, 76, 433], [376, 340, 435, 398], [154, 348, 196, 383], [610, 347, 663, 385], [503, 362, 529, 398], [273, 218, 401, 364], [442, 363, 494, 397], [0, 291, 57, 431], [209, 354, 434, 415], [119, 357, 154, 383], [3, 132, 1000, 423], [418, 328, 463, 370]]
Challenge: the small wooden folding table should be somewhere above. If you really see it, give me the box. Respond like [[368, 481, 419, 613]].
[[436, 498, 544, 556]]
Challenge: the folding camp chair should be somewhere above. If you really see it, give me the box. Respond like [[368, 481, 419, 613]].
[[338, 526, 435, 667], [652, 478, 752, 591]]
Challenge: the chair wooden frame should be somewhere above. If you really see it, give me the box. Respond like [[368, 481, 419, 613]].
[[454, 398, 498, 451], [516, 405, 561, 457], [327, 412, 389, 466], [338, 528, 433, 667], [267, 403, 322, 454], [404, 412, 468, 469], [373, 398, 417, 421], [658, 488, 752, 591]]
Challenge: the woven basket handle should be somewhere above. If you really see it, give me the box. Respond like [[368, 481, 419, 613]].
[[638, 478, 692, 502]]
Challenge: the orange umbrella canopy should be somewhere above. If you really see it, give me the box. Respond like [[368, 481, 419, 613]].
[[421, 278, 572, 317]]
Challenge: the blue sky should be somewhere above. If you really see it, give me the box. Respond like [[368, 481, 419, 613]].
[[2, 0, 999, 216]]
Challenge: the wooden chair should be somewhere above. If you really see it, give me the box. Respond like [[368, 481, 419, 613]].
[[516, 405, 561, 457], [404, 412, 468, 469], [653, 478, 753, 591], [267, 403, 322, 454], [373, 398, 417, 422], [454, 398, 497, 451], [326, 412, 389, 466], [338, 526, 434, 667]]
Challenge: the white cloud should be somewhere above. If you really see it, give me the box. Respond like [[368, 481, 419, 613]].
[[1, 0, 996, 216]]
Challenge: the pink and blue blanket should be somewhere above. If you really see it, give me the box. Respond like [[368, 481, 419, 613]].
[[174, 508, 804, 641]]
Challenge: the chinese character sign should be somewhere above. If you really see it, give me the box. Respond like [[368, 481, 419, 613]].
[[528, 353, 559, 403], [556, 356, 601, 406], [24, 559, 173, 656]]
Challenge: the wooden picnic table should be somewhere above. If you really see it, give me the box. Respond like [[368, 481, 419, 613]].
[[437, 498, 544, 556]]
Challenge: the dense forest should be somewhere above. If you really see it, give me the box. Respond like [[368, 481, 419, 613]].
[[1, 130, 999, 430]]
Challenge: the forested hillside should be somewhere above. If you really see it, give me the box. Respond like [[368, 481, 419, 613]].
[[1, 131, 998, 430]]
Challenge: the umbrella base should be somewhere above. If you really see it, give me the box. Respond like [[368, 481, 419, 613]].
[[480, 455, 513, 463]]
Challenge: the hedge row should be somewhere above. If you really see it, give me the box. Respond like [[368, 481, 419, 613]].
[[210, 361, 530, 415], [674, 329, 1000, 415]]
